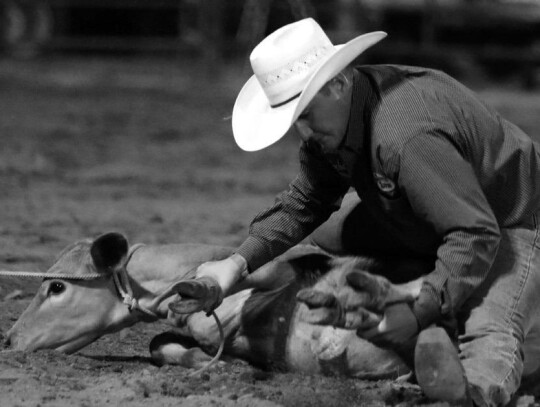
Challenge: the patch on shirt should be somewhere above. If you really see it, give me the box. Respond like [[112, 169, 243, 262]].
[[374, 173, 400, 199]]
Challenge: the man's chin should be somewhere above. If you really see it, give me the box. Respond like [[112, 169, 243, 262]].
[[319, 138, 344, 154]]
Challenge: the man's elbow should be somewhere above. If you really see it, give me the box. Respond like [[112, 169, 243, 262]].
[[474, 223, 501, 259]]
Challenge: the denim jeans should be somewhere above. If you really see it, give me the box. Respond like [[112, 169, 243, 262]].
[[308, 193, 540, 406], [458, 215, 540, 406]]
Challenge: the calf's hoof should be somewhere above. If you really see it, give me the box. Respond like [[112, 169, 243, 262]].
[[415, 327, 471, 406], [149, 332, 213, 369]]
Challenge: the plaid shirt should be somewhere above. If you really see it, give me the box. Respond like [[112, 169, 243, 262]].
[[236, 65, 540, 328]]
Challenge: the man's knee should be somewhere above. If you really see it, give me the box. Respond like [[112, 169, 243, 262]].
[[460, 330, 524, 406]]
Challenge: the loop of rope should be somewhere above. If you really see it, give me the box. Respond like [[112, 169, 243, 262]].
[[189, 311, 225, 377]]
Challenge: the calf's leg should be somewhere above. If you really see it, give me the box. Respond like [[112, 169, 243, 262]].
[[149, 331, 215, 369]]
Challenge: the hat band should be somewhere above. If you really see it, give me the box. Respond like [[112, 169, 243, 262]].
[[260, 45, 332, 86], [270, 92, 301, 108]]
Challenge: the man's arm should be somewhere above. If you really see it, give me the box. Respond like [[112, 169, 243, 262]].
[[341, 133, 501, 348], [236, 143, 350, 272], [399, 133, 501, 328], [192, 143, 349, 303]]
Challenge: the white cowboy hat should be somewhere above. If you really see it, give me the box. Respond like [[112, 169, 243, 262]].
[[232, 18, 387, 151]]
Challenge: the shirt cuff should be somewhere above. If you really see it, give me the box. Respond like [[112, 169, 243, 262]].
[[236, 236, 274, 273], [411, 288, 442, 329]]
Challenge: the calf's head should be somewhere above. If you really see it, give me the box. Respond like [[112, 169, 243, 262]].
[[6, 233, 134, 353]]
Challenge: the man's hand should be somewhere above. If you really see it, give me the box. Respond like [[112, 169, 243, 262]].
[[168, 254, 248, 316], [168, 276, 223, 315], [196, 254, 247, 293], [296, 268, 420, 349], [296, 268, 399, 330], [358, 303, 419, 348], [296, 287, 383, 330]]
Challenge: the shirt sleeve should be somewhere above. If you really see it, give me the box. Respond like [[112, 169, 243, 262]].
[[236, 143, 350, 271], [398, 133, 501, 328]]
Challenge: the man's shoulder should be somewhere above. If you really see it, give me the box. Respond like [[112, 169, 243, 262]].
[[356, 65, 454, 98], [358, 65, 452, 136], [356, 64, 442, 81]]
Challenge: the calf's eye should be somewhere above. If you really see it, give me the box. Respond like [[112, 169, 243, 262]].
[[48, 281, 65, 296]]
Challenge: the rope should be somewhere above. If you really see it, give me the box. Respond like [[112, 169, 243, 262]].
[[0, 270, 103, 280], [189, 311, 225, 377]]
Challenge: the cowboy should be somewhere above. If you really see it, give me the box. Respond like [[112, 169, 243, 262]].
[[173, 18, 540, 406]]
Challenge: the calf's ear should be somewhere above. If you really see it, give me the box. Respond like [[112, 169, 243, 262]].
[[91, 232, 129, 271]]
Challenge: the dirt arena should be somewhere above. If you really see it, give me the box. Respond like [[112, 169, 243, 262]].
[[0, 56, 539, 406]]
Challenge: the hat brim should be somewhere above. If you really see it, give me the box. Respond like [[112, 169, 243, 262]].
[[233, 31, 387, 152]]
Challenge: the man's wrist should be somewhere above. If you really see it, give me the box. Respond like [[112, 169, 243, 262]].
[[230, 253, 249, 278], [412, 295, 441, 329]]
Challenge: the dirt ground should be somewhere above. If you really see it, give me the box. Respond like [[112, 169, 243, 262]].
[[0, 55, 539, 407]]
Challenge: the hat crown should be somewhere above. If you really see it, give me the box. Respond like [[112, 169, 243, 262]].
[[250, 18, 334, 107]]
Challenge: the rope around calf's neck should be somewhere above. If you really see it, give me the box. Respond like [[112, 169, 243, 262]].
[[0, 249, 226, 377], [91, 260, 227, 376], [109, 266, 227, 376]]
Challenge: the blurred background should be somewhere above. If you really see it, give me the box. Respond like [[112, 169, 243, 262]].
[[2, 0, 540, 86]]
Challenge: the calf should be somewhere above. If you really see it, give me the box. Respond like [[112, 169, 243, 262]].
[[5, 232, 426, 379]]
